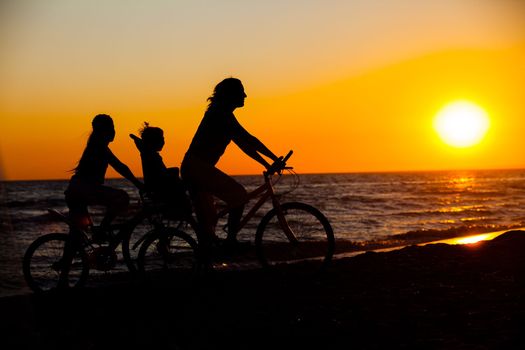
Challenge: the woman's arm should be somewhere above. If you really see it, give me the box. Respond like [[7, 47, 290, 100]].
[[232, 120, 279, 169]]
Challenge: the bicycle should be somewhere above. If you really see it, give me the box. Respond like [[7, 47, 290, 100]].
[[137, 150, 336, 276], [22, 191, 198, 293]]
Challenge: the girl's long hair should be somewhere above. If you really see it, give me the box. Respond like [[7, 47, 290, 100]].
[[71, 114, 113, 173]]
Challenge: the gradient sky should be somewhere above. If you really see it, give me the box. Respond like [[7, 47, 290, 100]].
[[1, 0, 524, 180]]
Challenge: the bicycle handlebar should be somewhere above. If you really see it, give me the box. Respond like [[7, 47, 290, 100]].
[[265, 150, 293, 176], [282, 150, 293, 163]]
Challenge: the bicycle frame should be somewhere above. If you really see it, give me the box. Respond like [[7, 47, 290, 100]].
[[107, 209, 149, 250], [50, 201, 155, 263], [216, 172, 299, 244], [129, 197, 195, 250]]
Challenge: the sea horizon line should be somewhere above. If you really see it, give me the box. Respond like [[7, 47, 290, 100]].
[[2, 166, 524, 183]]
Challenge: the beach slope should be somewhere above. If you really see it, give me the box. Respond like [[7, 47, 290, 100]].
[[1, 230, 524, 349]]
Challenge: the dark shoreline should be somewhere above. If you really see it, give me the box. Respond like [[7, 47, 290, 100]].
[[2, 230, 524, 349]]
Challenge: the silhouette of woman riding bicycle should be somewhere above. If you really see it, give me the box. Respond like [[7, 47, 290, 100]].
[[181, 78, 280, 257], [23, 78, 335, 292]]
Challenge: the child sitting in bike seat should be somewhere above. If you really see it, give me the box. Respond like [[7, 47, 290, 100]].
[[131, 123, 191, 218]]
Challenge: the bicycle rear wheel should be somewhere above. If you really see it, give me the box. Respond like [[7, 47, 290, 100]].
[[23, 233, 89, 293], [137, 227, 199, 282], [255, 202, 335, 273]]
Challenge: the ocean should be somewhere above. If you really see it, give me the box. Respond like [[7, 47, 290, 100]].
[[2, 169, 525, 297]]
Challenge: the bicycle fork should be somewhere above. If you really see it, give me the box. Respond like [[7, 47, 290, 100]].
[[272, 198, 299, 245]]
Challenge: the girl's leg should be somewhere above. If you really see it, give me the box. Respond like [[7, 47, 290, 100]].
[[90, 186, 130, 229], [63, 194, 87, 287], [65, 182, 129, 230]]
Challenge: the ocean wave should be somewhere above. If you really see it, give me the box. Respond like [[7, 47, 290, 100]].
[[459, 216, 492, 223], [502, 201, 525, 209], [6, 198, 65, 208], [336, 194, 387, 203], [464, 190, 509, 198], [337, 224, 522, 252], [416, 190, 506, 197], [391, 206, 494, 217], [390, 224, 518, 243], [8, 212, 64, 225]]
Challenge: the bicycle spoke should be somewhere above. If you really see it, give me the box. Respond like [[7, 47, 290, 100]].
[[256, 202, 335, 273], [138, 227, 198, 281], [23, 233, 89, 292]]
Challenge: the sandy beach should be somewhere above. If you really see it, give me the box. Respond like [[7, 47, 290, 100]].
[[1, 229, 524, 349]]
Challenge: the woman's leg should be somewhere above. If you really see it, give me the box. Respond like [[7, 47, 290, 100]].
[[182, 157, 247, 242], [190, 191, 218, 245]]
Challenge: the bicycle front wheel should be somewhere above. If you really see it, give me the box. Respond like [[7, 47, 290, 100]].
[[22, 233, 89, 293], [255, 202, 335, 273], [137, 227, 198, 281]]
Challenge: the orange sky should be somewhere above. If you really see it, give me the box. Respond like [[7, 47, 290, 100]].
[[1, 1, 524, 180]]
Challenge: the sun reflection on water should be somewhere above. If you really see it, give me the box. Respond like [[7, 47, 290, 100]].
[[448, 176, 474, 190], [454, 233, 492, 245], [438, 175, 487, 224], [430, 232, 506, 246]]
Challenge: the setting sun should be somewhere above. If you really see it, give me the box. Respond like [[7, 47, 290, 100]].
[[434, 101, 490, 148]]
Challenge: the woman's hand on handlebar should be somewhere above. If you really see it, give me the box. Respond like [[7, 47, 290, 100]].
[[265, 157, 283, 175], [264, 150, 293, 176]]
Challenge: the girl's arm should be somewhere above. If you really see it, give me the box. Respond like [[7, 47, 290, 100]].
[[108, 150, 144, 190]]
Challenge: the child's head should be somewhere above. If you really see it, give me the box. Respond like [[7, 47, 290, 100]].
[[139, 122, 164, 152]]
